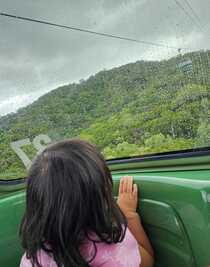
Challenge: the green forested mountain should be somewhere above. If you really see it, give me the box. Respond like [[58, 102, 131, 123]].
[[0, 50, 210, 179]]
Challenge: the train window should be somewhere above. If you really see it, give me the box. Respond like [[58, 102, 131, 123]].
[[0, 0, 209, 180]]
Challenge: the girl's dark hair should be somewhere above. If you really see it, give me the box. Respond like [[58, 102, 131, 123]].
[[20, 139, 126, 267]]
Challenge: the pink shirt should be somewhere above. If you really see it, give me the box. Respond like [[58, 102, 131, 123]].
[[20, 228, 141, 267]]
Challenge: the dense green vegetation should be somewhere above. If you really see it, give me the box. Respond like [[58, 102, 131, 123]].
[[0, 50, 210, 179]]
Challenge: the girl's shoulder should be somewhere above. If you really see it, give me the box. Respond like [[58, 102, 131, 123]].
[[20, 228, 140, 267], [20, 250, 57, 267], [81, 227, 141, 267]]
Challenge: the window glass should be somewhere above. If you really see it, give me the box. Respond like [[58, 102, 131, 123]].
[[0, 0, 210, 179]]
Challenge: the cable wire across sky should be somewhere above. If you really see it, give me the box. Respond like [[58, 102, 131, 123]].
[[0, 11, 188, 51], [182, 0, 210, 33], [173, 0, 208, 35]]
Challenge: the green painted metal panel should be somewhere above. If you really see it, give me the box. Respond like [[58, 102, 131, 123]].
[[0, 192, 25, 267], [140, 199, 195, 266], [112, 170, 210, 267]]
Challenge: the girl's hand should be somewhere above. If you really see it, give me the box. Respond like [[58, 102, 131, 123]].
[[117, 176, 138, 217]]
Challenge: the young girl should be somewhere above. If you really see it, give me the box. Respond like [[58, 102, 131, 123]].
[[20, 139, 154, 267]]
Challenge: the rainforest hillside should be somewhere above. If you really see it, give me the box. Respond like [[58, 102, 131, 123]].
[[0, 50, 210, 179]]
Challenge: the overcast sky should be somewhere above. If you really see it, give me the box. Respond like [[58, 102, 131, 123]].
[[0, 0, 209, 116]]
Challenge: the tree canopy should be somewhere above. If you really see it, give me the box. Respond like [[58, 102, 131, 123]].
[[0, 50, 210, 179]]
